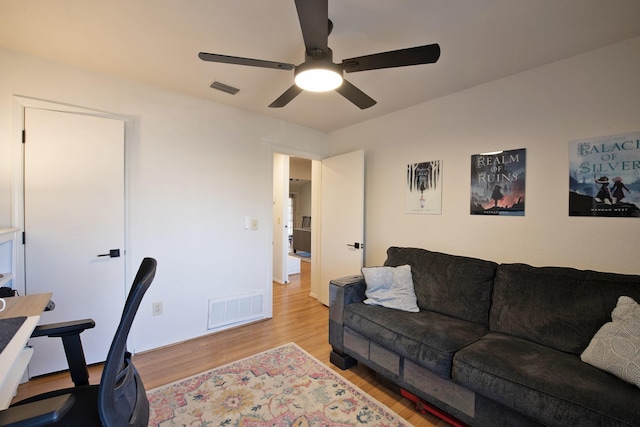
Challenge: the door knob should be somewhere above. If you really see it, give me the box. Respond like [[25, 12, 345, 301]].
[[97, 249, 120, 258], [347, 243, 363, 249]]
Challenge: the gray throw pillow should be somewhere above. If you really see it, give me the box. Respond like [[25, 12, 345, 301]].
[[581, 296, 640, 388], [361, 265, 419, 312]]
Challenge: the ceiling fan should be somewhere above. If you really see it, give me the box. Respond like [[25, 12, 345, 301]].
[[198, 0, 440, 109]]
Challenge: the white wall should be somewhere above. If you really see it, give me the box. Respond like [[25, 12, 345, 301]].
[[328, 37, 640, 274], [289, 157, 312, 181], [297, 182, 312, 225], [0, 47, 328, 352], [289, 158, 312, 228]]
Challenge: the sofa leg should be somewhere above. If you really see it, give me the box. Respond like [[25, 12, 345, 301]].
[[330, 349, 357, 370]]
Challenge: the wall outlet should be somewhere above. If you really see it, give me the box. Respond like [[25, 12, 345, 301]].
[[152, 301, 163, 316]]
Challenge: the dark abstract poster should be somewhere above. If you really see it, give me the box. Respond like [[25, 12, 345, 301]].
[[471, 148, 526, 216], [569, 132, 640, 217]]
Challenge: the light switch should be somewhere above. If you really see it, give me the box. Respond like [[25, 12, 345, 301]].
[[251, 219, 258, 231], [244, 216, 250, 230]]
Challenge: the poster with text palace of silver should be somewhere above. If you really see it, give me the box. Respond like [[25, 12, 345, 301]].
[[470, 148, 526, 216], [569, 132, 640, 217]]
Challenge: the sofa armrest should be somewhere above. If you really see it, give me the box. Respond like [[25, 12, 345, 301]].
[[329, 275, 365, 357], [331, 275, 366, 302]]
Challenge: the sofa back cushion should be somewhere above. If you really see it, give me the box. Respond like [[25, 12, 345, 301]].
[[490, 263, 640, 354], [384, 247, 497, 325]]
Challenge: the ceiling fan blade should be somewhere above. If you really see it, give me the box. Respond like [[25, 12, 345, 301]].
[[342, 44, 441, 73], [294, 0, 329, 52], [269, 85, 304, 108], [199, 52, 295, 71], [335, 80, 376, 109]]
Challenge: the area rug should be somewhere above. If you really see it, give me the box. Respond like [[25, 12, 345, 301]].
[[289, 251, 311, 261], [147, 342, 411, 427]]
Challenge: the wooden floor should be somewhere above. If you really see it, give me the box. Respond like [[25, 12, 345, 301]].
[[14, 260, 449, 426]]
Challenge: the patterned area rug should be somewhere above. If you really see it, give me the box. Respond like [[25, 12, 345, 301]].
[[147, 343, 410, 427]]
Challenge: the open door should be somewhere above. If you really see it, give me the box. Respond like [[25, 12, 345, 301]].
[[316, 150, 365, 305]]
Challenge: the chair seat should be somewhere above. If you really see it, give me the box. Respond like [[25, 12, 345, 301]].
[[12, 386, 101, 426]]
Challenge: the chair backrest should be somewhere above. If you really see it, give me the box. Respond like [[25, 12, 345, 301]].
[[98, 257, 157, 427]]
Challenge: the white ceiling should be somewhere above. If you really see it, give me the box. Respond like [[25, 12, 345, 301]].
[[1, 0, 639, 133]]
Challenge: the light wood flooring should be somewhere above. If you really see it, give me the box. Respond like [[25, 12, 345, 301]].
[[13, 260, 448, 426]]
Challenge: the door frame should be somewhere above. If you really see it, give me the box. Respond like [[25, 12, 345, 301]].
[[272, 148, 362, 305], [11, 96, 133, 296], [270, 149, 323, 303], [272, 152, 290, 284]]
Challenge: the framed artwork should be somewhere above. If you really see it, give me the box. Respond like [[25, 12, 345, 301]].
[[470, 148, 526, 216], [406, 160, 442, 214], [569, 132, 640, 217]]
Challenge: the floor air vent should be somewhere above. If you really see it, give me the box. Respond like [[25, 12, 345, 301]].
[[208, 293, 264, 329]]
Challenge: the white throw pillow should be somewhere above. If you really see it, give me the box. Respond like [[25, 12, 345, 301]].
[[361, 265, 419, 312], [581, 296, 640, 388]]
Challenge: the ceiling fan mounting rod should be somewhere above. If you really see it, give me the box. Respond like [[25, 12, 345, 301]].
[[306, 47, 331, 61]]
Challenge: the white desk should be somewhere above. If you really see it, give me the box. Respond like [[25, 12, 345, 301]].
[[0, 293, 52, 409]]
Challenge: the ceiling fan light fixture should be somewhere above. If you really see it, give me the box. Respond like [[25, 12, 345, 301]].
[[294, 61, 343, 92]]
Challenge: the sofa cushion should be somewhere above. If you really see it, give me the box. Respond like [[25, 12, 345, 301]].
[[384, 247, 497, 325], [453, 333, 640, 426], [361, 265, 419, 312], [581, 296, 640, 388], [490, 263, 640, 354], [343, 302, 488, 378]]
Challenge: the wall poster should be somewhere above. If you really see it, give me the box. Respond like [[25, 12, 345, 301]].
[[406, 160, 442, 214], [470, 148, 526, 216], [569, 132, 640, 217]]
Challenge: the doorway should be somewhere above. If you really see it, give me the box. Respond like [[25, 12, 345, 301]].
[[287, 158, 312, 281], [272, 151, 364, 305], [272, 155, 314, 285]]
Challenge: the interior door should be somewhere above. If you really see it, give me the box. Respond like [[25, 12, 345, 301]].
[[23, 108, 126, 377], [317, 150, 365, 305]]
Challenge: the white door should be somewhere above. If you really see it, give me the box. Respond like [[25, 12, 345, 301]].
[[24, 108, 126, 377], [317, 150, 365, 305]]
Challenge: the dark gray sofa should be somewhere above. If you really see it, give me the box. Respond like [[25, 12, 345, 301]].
[[329, 247, 640, 426]]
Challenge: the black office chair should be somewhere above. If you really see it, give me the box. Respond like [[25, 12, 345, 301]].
[[0, 257, 157, 427]]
